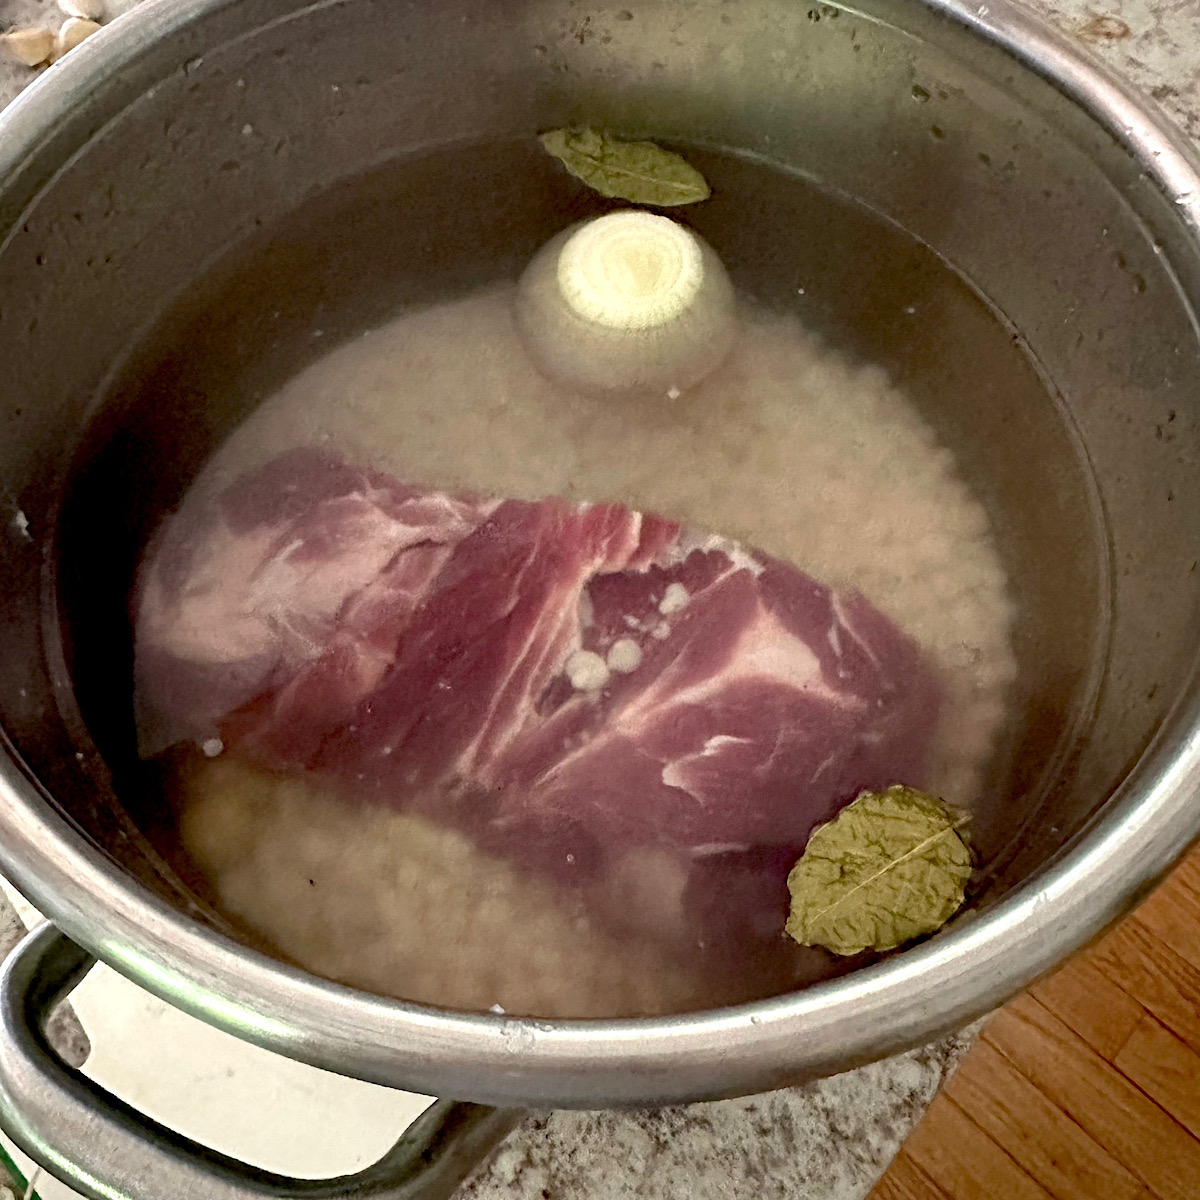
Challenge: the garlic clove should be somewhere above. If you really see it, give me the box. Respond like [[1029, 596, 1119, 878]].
[[53, 16, 102, 60], [57, 0, 105, 20], [0, 27, 55, 67]]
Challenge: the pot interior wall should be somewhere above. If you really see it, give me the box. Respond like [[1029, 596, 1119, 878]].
[[1, 0, 1199, 960]]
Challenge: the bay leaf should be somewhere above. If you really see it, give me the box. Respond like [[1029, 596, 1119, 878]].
[[785, 785, 971, 956], [539, 127, 711, 206]]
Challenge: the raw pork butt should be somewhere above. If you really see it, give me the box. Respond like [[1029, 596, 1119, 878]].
[[137, 448, 941, 949]]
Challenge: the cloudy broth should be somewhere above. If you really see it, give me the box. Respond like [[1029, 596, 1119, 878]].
[[115, 140, 1102, 1017]]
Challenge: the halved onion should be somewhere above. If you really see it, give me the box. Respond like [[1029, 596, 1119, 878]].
[[516, 210, 737, 398]]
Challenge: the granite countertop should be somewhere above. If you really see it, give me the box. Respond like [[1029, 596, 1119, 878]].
[[1, 1, 1198, 1198]]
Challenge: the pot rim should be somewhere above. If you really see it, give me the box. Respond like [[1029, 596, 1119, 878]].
[[2, 0, 1200, 1108]]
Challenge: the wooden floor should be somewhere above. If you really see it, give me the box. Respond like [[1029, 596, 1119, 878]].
[[869, 843, 1200, 1200]]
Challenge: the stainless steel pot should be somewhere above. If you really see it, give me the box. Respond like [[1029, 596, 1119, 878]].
[[3, 0, 1200, 1195]]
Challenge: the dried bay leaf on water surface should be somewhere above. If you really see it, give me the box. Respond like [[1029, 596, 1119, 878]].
[[539, 127, 711, 206], [786, 785, 971, 956]]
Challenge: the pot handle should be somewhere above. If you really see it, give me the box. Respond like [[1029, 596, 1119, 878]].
[[0, 923, 522, 1200]]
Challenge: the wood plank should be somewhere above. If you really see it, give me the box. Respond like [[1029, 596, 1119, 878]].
[[941, 1038, 1155, 1200], [1030, 954, 1143, 1062], [1091, 917, 1200, 1053], [983, 993, 1200, 1200], [1114, 1013, 1200, 1139], [1170, 844, 1200, 898], [874, 855, 1200, 1200], [902, 1093, 1056, 1200], [866, 1149, 953, 1200], [1135, 863, 1200, 970]]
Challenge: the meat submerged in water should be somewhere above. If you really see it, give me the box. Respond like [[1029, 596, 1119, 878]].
[[137, 447, 941, 947]]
